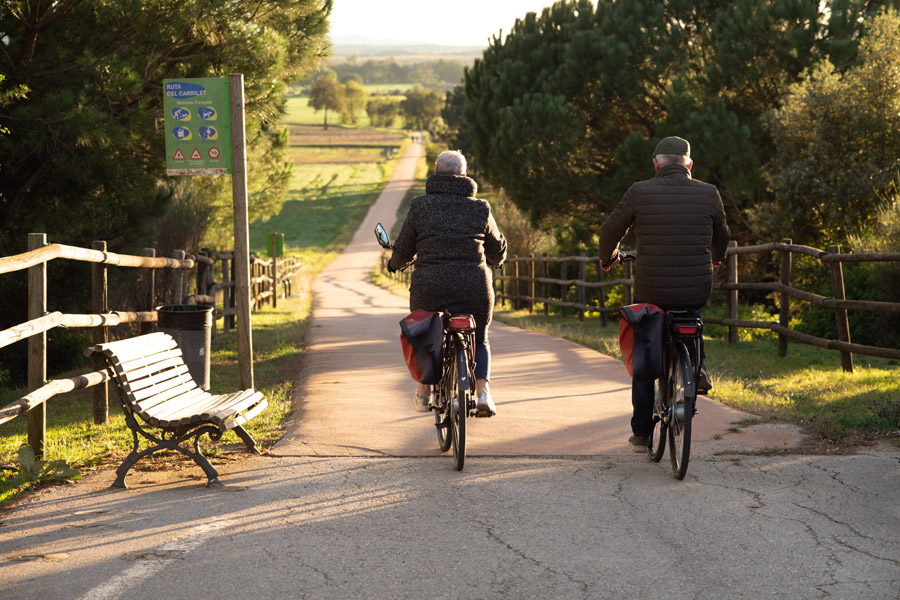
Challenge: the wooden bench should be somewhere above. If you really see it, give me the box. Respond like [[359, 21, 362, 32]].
[[89, 332, 267, 488]]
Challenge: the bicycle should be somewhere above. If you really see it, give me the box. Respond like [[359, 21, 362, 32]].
[[612, 252, 702, 480], [375, 223, 482, 471]]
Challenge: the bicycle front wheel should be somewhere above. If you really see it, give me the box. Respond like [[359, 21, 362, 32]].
[[648, 378, 667, 462], [667, 341, 694, 479], [450, 344, 468, 471]]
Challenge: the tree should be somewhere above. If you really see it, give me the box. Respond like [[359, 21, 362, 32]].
[[340, 80, 369, 124], [764, 9, 900, 246], [462, 0, 897, 244], [399, 86, 444, 131], [366, 97, 400, 128], [308, 73, 345, 129]]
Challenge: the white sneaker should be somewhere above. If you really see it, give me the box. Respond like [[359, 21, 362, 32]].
[[476, 390, 496, 417], [414, 392, 432, 413]]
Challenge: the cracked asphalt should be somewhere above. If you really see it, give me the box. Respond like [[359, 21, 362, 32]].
[[1, 140, 899, 600]]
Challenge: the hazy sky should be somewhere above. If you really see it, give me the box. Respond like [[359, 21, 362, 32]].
[[328, 0, 554, 47]]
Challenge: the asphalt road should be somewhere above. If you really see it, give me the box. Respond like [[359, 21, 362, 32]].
[[1, 139, 898, 600]]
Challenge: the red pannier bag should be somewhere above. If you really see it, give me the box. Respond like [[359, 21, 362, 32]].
[[399, 310, 445, 384], [618, 303, 665, 381]]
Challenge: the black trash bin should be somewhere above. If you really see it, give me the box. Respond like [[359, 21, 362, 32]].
[[156, 304, 214, 390]]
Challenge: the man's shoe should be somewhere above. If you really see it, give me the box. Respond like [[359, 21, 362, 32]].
[[414, 392, 432, 413], [476, 390, 496, 417], [697, 363, 713, 394], [628, 434, 650, 453]]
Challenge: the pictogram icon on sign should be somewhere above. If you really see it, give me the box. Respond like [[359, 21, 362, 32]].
[[173, 148, 186, 160], [190, 148, 202, 159], [208, 147, 220, 159]]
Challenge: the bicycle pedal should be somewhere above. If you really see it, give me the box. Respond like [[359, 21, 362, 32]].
[[474, 409, 495, 418]]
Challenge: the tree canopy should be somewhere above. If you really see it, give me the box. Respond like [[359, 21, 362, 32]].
[[462, 0, 899, 246], [308, 72, 346, 128], [0, 0, 331, 252]]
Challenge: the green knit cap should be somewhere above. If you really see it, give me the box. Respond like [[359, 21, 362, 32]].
[[652, 136, 690, 158]]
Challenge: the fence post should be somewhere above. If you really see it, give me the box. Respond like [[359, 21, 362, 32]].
[[596, 256, 607, 327], [623, 259, 633, 306], [529, 255, 535, 313], [27, 233, 47, 458], [778, 239, 792, 357], [272, 254, 279, 309], [578, 253, 586, 322], [223, 254, 233, 334], [92, 240, 109, 425], [142, 248, 156, 334], [172, 250, 186, 304], [513, 259, 520, 310], [561, 260, 568, 318], [727, 240, 738, 344], [827, 245, 854, 373], [542, 255, 549, 316]]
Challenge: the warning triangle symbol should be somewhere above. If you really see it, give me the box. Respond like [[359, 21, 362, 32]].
[[190, 148, 202, 159], [173, 148, 186, 160]]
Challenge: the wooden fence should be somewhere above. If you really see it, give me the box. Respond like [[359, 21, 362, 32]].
[[381, 241, 900, 371], [0, 234, 301, 456]]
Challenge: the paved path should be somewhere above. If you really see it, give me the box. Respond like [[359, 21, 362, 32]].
[[2, 139, 899, 600]]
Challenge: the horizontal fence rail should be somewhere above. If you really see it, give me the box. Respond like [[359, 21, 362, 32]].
[[379, 240, 900, 371], [0, 234, 303, 456]]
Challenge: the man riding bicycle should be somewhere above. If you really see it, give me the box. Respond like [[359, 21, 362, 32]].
[[598, 136, 730, 453]]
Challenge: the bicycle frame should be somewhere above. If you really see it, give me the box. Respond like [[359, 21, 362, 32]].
[[431, 313, 477, 470]]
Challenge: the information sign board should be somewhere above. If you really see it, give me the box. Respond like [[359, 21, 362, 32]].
[[163, 78, 232, 175]]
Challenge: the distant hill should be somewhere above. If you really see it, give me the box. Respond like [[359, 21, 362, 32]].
[[329, 36, 483, 65]]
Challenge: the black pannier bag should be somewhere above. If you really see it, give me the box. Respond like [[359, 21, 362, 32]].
[[618, 303, 665, 381], [399, 310, 445, 384]]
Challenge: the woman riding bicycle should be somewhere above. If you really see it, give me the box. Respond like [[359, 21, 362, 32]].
[[388, 150, 507, 416]]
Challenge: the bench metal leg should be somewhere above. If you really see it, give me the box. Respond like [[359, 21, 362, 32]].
[[232, 425, 262, 454], [112, 409, 224, 488]]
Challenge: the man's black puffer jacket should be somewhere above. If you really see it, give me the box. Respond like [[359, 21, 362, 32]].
[[599, 163, 730, 310]]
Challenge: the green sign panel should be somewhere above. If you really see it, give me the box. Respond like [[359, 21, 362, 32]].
[[164, 78, 232, 175], [268, 233, 284, 258]]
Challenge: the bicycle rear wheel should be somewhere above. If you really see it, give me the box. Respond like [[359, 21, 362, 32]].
[[648, 378, 667, 462], [667, 341, 693, 479], [450, 344, 468, 471]]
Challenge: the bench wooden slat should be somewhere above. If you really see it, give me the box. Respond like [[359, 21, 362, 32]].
[[142, 387, 211, 423], [132, 377, 203, 415], [224, 396, 268, 430], [125, 366, 191, 399], [110, 348, 183, 377], [117, 358, 188, 392], [130, 371, 195, 403], [95, 333, 178, 362], [209, 390, 264, 422]]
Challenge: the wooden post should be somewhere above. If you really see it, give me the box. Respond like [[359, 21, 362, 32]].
[[529, 255, 535, 313], [561, 260, 568, 318], [578, 253, 586, 322], [141, 248, 156, 335], [727, 240, 738, 345], [623, 260, 633, 306], [223, 255, 232, 334], [499, 261, 506, 308], [272, 253, 279, 309], [27, 233, 47, 458], [231, 74, 254, 389], [172, 250, 186, 304], [596, 257, 607, 327], [542, 255, 549, 316], [91, 240, 109, 425], [513, 260, 520, 310], [828, 245, 853, 373], [778, 239, 792, 357]]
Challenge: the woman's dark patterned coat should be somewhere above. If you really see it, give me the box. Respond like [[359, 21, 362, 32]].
[[388, 173, 507, 333]]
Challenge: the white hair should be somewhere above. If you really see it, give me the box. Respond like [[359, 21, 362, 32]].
[[434, 150, 467, 175], [654, 154, 691, 167]]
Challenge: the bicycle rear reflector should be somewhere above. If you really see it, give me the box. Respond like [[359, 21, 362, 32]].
[[449, 315, 476, 330], [676, 325, 699, 335]]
